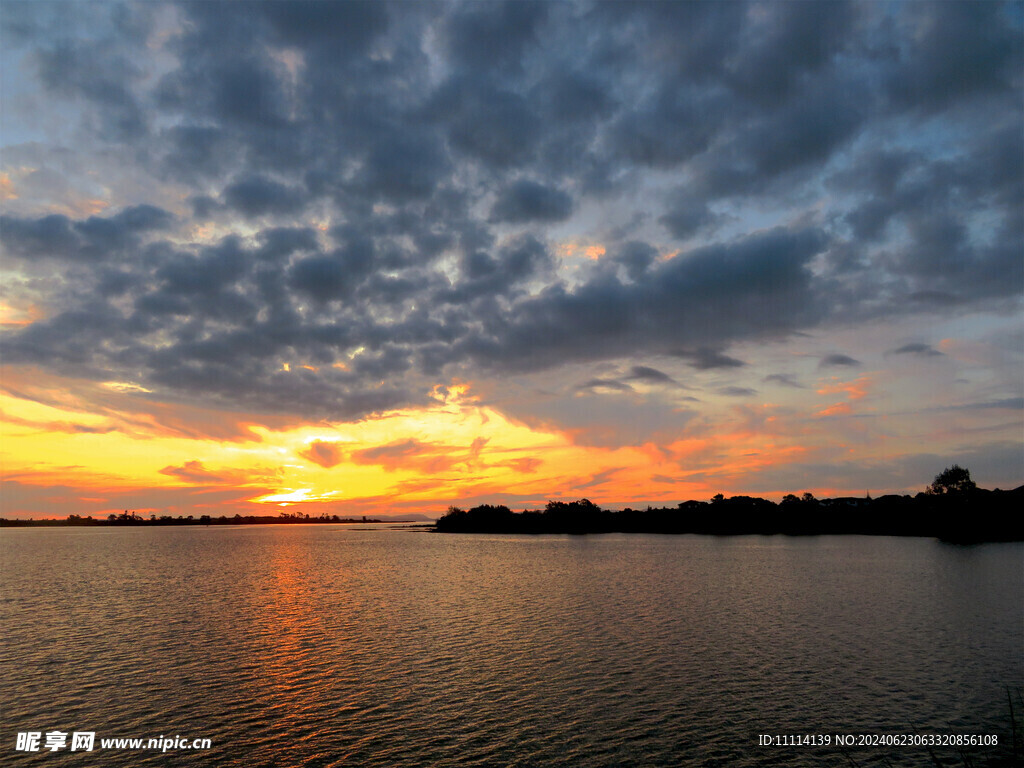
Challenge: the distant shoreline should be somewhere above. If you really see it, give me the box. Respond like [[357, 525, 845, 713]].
[[433, 486, 1024, 543], [0, 515, 421, 528], [6, 481, 1021, 542]]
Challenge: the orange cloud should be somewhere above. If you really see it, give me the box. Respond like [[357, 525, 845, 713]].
[[0, 409, 117, 435], [0, 302, 44, 327], [0, 172, 16, 200], [816, 402, 852, 417], [0, 364, 870, 518], [299, 440, 345, 468], [556, 241, 606, 260], [159, 460, 237, 485], [0, 367, 300, 443], [505, 456, 543, 474], [349, 439, 468, 474], [817, 375, 872, 400]]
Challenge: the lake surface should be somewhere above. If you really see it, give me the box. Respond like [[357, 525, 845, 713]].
[[2, 527, 1021, 767]]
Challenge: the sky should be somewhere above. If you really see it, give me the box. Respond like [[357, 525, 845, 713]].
[[1, 0, 1022, 519]]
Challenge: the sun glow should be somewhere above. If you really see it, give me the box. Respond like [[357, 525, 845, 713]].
[[0, 302, 44, 327], [2, 372, 708, 516], [0, 363, 833, 518], [257, 488, 337, 504]]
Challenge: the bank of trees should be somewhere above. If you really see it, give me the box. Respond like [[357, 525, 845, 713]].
[[435, 467, 1022, 541]]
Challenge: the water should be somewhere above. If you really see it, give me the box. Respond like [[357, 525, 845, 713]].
[[1, 527, 1021, 767]]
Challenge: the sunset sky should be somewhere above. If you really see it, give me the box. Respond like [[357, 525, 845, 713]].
[[1, 1, 1021, 519]]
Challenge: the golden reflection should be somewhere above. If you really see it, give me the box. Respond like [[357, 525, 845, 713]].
[[244, 536, 326, 718]]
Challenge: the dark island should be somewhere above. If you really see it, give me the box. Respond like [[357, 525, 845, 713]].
[[435, 466, 1023, 542]]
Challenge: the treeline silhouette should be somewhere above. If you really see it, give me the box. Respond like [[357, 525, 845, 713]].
[[0, 511, 384, 527], [436, 468, 1023, 542]]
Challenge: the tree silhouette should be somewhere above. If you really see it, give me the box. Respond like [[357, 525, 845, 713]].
[[928, 465, 977, 496]]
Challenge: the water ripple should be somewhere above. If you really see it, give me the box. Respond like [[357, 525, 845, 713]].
[[1, 528, 1021, 767]]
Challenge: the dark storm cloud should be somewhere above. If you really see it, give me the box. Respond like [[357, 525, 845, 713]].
[[0, 214, 80, 258], [446, 234, 553, 302], [673, 348, 748, 371], [355, 129, 451, 203], [530, 69, 617, 125], [222, 175, 309, 218], [575, 378, 633, 394], [289, 253, 365, 303], [624, 366, 676, 386], [255, 227, 321, 260], [884, 2, 1021, 112], [489, 180, 573, 224], [819, 354, 861, 368], [1, 206, 173, 261], [258, 0, 389, 51], [659, 193, 721, 240], [612, 242, 658, 281], [888, 343, 944, 358], [2, 1, 1021, 421], [453, 227, 827, 374], [726, 0, 858, 103], [31, 31, 149, 139], [606, 86, 726, 170], [430, 77, 543, 169], [824, 119, 1022, 308], [764, 374, 805, 389], [441, 0, 548, 74], [719, 386, 757, 398]]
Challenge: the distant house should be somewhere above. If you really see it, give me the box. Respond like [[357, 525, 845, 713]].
[[677, 500, 708, 512]]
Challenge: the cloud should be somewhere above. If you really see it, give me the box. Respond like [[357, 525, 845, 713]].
[[720, 441, 1024, 498], [674, 348, 747, 370], [576, 378, 633, 394], [499, 385, 698, 448], [490, 180, 573, 223], [1, 205, 173, 262], [573, 467, 622, 492], [347, 438, 487, 474], [299, 440, 345, 468], [942, 398, 1024, 412], [31, 35, 147, 139], [612, 242, 658, 281], [221, 175, 308, 218], [819, 354, 861, 368], [0, 411, 117, 435], [441, 1, 548, 74], [506, 457, 542, 474], [817, 375, 871, 401], [1, 0, 1020, 436], [158, 460, 234, 485], [431, 77, 543, 169], [659, 191, 722, 239], [763, 373, 804, 388], [457, 227, 827, 374], [624, 366, 677, 385], [884, 2, 1021, 112], [887, 343, 944, 357], [720, 386, 757, 397]]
